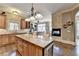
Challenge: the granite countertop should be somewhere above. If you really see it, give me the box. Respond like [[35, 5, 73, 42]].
[[16, 34, 53, 48], [0, 29, 27, 35]]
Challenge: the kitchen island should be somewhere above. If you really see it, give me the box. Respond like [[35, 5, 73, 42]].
[[16, 34, 53, 56]]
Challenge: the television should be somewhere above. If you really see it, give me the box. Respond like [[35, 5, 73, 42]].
[[52, 28, 61, 36]]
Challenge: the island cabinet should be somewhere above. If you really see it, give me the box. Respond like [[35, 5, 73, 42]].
[[15, 34, 53, 56], [16, 37, 43, 56]]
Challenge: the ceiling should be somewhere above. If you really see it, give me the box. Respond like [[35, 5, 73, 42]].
[[0, 3, 76, 18]]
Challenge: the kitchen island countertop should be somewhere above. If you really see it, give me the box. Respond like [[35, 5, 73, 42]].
[[16, 34, 53, 48]]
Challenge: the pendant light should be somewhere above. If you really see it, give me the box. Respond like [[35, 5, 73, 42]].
[[25, 3, 43, 21]]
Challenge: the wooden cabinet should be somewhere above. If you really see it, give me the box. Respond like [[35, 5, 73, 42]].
[[9, 35, 15, 44], [23, 41, 29, 56], [0, 34, 16, 47], [17, 39, 24, 55], [16, 37, 43, 56], [26, 21, 30, 28], [0, 35, 9, 46], [16, 37, 29, 56], [2, 35, 9, 45], [0, 15, 6, 29], [20, 19, 30, 29]]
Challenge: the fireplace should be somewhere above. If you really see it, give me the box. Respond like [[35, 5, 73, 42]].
[[52, 28, 61, 36]]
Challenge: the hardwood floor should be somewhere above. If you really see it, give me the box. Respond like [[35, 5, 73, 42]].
[[53, 41, 79, 56], [0, 44, 16, 56]]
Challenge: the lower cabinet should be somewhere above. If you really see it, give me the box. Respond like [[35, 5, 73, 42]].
[[0, 34, 16, 47], [9, 35, 16, 43], [16, 37, 43, 56], [17, 38, 24, 55], [23, 41, 29, 56]]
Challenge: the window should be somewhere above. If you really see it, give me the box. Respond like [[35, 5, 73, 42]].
[[77, 21, 79, 36], [37, 23, 46, 32], [8, 21, 19, 31]]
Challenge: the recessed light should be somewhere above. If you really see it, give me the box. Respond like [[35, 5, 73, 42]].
[[12, 11, 18, 15]]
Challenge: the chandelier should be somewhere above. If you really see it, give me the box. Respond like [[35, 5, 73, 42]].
[[25, 4, 43, 21]]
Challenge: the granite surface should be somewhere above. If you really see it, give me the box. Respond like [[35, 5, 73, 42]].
[[16, 34, 53, 48], [0, 29, 27, 35]]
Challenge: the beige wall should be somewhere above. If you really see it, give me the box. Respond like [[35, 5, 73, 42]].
[[62, 11, 74, 41], [52, 4, 79, 45]]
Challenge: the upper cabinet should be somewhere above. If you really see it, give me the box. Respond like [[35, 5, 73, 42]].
[[20, 19, 30, 29], [0, 15, 6, 29]]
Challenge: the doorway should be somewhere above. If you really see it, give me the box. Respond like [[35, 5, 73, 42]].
[[75, 11, 79, 45]]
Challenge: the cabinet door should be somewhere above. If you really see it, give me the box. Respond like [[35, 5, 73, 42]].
[[9, 35, 15, 44], [28, 44, 32, 56], [23, 41, 29, 56], [11, 35, 15, 43], [26, 21, 30, 28], [1, 35, 9, 45], [20, 19, 26, 29], [0, 35, 11, 46], [17, 39, 24, 55], [4, 35, 9, 45], [28, 43, 42, 56], [29, 44, 36, 56], [20, 19, 30, 29], [36, 47, 42, 56], [0, 35, 16, 46], [0, 15, 6, 29]]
